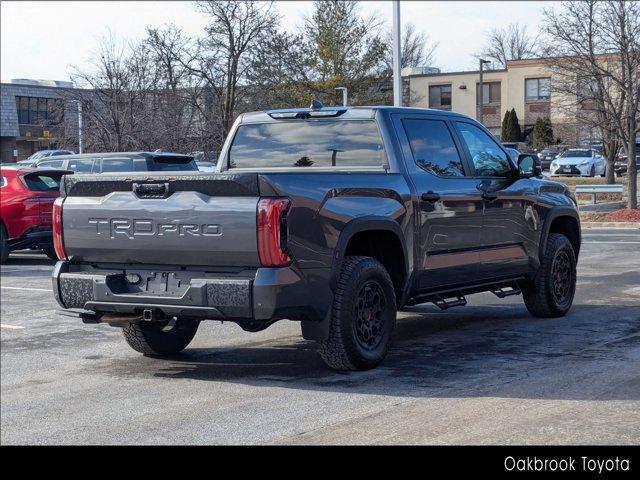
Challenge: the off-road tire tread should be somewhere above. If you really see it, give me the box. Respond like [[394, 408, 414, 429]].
[[522, 233, 576, 318], [122, 320, 199, 355], [318, 256, 396, 371]]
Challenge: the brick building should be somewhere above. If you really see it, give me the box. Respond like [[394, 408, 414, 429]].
[[0, 79, 80, 163], [403, 57, 600, 146]]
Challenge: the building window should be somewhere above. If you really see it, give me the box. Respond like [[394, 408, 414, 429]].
[[525, 78, 550, 102], [15, 96, 64, 125], [429, 85, 452, 110], [476, 82, 501, 105]]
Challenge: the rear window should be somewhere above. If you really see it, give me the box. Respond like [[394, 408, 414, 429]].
[[228, 120, 385, 169], [146, 156, 198, 171], [22, 172, 63, 192], [100, 157, 134, 173]]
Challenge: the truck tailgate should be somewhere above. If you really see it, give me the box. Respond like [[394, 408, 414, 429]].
[[61, 173, 261, 267]]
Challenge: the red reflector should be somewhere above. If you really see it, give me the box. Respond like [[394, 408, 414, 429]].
[[257, 198, 291, 267], [52, 197, 67, 260]]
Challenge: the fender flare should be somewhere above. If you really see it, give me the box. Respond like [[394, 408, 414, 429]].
[[539, 206, 581, 260], [302, 216, 409, 343], [329, 216, 409, 293]]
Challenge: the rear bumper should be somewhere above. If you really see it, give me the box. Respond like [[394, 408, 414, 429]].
[[52, 261, 332, 323]]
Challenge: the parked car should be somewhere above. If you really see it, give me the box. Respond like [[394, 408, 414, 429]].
[[502, 142, 532, 153], [0, 166, 70, 263], [550, 148, 606, 177], [32, 152, 198, 173], [53, 104, 580, 371], [196, 161, 216, 172], [189, 150, 218, 162], [613, 141, 640, 176], [538, 145, 568, 171], [24, 149, 75, 162]]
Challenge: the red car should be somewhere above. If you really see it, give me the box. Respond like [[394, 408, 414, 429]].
[[0, 166, 70, 263]]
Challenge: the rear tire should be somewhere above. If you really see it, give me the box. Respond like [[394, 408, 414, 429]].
[[318, 256, 397, 371], [0, 225, 9, 264], [122, 318, 199, 355], [42, 245, 58, 260], [522, 233, 576, 318]]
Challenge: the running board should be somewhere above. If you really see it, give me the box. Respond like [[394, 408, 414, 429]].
[[406, 278, 524, 309], [432, 293, 467, 310], [490, 284, 521, 298]]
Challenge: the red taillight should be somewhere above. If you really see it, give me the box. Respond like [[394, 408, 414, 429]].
[[257, 197, 291, 267], [52, 197, 67, 260]]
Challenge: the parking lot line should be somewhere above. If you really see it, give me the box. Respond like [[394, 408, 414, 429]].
[[0, 324, 25, 330], [582, 241, 640, 244], [1, 286, 51, 292]]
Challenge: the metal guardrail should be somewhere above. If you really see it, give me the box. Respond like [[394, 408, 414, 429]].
[[575, 184, 623, 204]]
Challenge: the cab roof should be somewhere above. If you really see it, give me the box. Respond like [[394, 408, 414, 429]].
[[240, 105, 471, 123]]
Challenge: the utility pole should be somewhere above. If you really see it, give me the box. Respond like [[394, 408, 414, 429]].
[[478, 59, 490, 123], [335, 87, 348, 106], [392, 1, 402, 106], [77, 100, 83, 154]]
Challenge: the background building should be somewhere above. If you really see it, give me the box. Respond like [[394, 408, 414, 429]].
[[404, 58, 599, 146], [0, 79, 80, 163]]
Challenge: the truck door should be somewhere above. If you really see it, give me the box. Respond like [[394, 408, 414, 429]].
[[392, 114, 484, 290], [453, 120, 537, 279]]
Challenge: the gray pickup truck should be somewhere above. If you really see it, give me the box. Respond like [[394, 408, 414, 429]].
[[53, 105, 581, 370]]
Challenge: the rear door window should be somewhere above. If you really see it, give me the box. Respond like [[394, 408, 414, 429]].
[[68, 158, 96, 173], [228, 120, 385, 169], [38, 160, 64, 168], [401, 118, 465, 176], [100, 157, 135, 173]]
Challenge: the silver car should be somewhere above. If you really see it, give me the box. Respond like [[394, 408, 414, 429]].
[[550, 148, 606, 177]]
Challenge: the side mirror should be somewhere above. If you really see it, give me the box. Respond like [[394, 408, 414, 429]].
[[518, 154, 541, 178]]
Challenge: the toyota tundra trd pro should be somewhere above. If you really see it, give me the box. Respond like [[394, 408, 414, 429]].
[[52, 105, 581, 370]]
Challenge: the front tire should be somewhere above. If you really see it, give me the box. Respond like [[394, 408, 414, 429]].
[[318, 256, 397, 371], [522, 233, 577, 318], [123, 318, 199, 355]]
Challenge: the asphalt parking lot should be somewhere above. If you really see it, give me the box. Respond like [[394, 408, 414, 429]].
[[1, 228, 639, 445]]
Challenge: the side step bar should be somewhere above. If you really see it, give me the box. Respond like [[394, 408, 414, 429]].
[[407, 278, 523, 310]]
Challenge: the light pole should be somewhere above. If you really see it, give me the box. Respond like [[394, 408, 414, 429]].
[[392, 1, 402, 106], [478, 59, 490, 123], [335, 87, 348, 106], [77, 100, 83, 154]]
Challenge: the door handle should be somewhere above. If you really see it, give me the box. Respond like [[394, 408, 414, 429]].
[[421, 191, 441, 203], [481, 191, 498, 202]]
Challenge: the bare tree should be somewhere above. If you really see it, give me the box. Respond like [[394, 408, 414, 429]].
[[542, 0, 640, 207], [476, 23, 538, 69], [385, 23, 438, 71], [193, 0, 279, 135]]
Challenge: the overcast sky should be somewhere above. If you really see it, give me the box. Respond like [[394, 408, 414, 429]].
[[0, 1, 556, 83]]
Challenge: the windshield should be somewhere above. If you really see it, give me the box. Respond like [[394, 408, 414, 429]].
[[228, 120, 385, 169], [561, 150, 591, 158]]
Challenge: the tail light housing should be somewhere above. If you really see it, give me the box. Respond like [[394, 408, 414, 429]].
[[257, 197, 291, 267], [52, 197, 67, 260]]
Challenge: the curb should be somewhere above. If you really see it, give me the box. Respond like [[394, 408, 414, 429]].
[[581, 222, 640, 229]]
